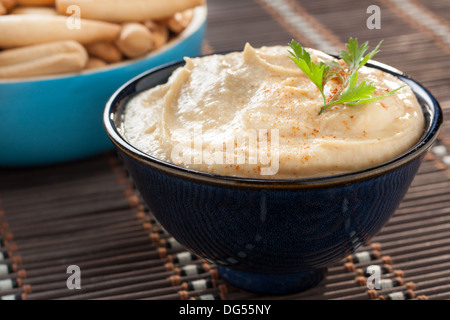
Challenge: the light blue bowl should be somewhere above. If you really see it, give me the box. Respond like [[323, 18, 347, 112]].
[[0, 6, 207, 167]]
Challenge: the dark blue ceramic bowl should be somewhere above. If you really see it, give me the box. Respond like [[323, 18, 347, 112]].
[[103, 58, 443, 295]]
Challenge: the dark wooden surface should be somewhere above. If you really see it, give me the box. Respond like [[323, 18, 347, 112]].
[[1, 0, 450, 300]]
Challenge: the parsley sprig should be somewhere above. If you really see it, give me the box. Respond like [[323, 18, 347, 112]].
[[288, 38, 404, 114]]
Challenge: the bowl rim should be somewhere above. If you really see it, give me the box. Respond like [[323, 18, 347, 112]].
[[0, 5, 207, 84], [104, 54, 443, 189]]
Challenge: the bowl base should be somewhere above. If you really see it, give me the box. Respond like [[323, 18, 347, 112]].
[[217, 266, 326, 295]]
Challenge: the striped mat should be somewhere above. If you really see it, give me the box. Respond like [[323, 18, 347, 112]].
[[1, 0, 449, 300]]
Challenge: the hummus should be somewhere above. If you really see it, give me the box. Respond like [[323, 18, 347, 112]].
[[122, 43, 425, 178]]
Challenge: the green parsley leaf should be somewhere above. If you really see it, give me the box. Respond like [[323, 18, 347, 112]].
[[288, 40, 330, 105], [288, 37, 403, 115], [326, 72, 376, 107], [341, 85, 405, 106]]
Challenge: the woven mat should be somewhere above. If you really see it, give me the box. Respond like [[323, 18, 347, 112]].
[[1, 0, 450, 300]]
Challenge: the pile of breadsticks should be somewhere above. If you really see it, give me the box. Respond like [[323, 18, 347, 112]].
[[0, 0, 204, 79]]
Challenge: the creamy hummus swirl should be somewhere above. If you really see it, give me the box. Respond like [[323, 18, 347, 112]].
[[122, 43, 425, 178]]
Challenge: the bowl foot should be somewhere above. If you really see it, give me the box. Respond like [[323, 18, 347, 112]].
[[217, 266, 326, 295]]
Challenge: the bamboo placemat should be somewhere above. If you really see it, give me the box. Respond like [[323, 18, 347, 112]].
[[1, 0, 449, 300]]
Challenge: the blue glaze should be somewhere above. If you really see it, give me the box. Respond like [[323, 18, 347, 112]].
[[217, 266, 326, 295], [0, 7, 206, 167], [104, 56, 443, 295], [118, 149, 422, 271]]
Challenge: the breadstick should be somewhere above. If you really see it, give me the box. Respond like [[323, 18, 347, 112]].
[[85, 41, 122, 63], [85, 57, 107, 70], [56, 0, 204, 22], [1, 0, 16, 11], [0, 15, 121, 48], [143, 20, 169, 50], [17, 0, 54, 6], [0, 40, 88, 78], [115, 23, 153, 59], [0, 39, 86, 65], [164, 9, 194, 34], [11, 6, 57, 15]]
